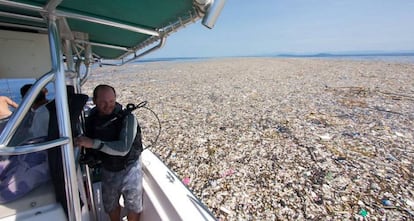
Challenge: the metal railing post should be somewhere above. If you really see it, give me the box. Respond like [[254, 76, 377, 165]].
[[48, 16, 82, 221]]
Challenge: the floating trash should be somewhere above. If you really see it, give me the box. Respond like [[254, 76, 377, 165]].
[[221, 169, 235, 177], [83, 58, 414, 220], [382, 199, 393, 206], [182, 177, 191, 185], [406, 199, 414, 208], [359, 208, 368, 217], [318, 133, 332, 141]]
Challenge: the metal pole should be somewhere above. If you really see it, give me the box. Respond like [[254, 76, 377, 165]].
[[202, 0, 227, 29], [48, 16, 82, 221], [77, 42, 98, 221]]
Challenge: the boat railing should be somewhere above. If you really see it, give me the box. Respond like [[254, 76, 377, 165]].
[[0, 72, 54, 146], [0, 137, 69, 155]]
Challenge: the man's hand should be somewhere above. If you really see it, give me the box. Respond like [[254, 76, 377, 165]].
[[74, 136, 94, 148]]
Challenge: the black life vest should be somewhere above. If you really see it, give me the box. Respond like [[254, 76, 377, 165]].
[[84, 105, 143, 172]]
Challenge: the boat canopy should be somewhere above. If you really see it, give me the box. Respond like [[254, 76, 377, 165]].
[[0, 0, 225, 77]]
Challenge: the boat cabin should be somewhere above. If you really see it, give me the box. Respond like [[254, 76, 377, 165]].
[[0, 0, 225, 220]]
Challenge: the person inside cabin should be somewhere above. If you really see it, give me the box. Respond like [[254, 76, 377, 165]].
[[19, 84, 50, 139], [0, 89, 50, 204], [75, 84, 143, 221]]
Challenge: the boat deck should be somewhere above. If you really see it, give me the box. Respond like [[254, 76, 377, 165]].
[[0, 180, 66, 221]]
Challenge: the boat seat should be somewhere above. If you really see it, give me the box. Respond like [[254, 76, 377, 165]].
[[46, 85, 89, 139], [46, 85, 88, 216], [0, 180, 57, 219]]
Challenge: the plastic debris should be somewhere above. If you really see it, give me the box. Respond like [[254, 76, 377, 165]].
[[83, 58, 414, 220], [182, 177, 191, 185], [382, 199, 393, 206], [219, 206, 233, 215], [221, 169, 235, 177], [359, 209, 368, 217], [318, 133, 332, 141], [406, 199, 414, 208]]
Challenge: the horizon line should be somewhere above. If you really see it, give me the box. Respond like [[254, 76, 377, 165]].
[[142, 50, 414, 60]]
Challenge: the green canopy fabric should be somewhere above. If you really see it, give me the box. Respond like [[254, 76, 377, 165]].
[[0, 0, 202, 59]]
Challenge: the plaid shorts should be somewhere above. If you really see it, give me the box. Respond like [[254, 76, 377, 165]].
[[101, 157, 143, 213]]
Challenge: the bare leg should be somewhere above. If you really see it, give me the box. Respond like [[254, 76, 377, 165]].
[[127, 212, 140, 221], [108, 206, 121, 221]]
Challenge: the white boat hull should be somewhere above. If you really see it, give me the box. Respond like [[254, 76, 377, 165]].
[[92, 149, 216, 221]]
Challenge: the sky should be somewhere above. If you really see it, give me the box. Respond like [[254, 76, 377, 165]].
[[146, 0, 414, 58]]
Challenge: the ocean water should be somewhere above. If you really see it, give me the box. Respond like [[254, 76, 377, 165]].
[[137, 54, 414, 64], [0, 79, 55, 105]]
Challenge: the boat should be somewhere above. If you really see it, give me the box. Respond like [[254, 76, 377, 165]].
[[0, 0, 225, 220]]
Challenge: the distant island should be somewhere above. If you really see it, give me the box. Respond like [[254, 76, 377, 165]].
[[275, 51, 414, 58]]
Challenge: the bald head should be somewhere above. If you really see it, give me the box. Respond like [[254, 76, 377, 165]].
[[93, 84, 116, 116]]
